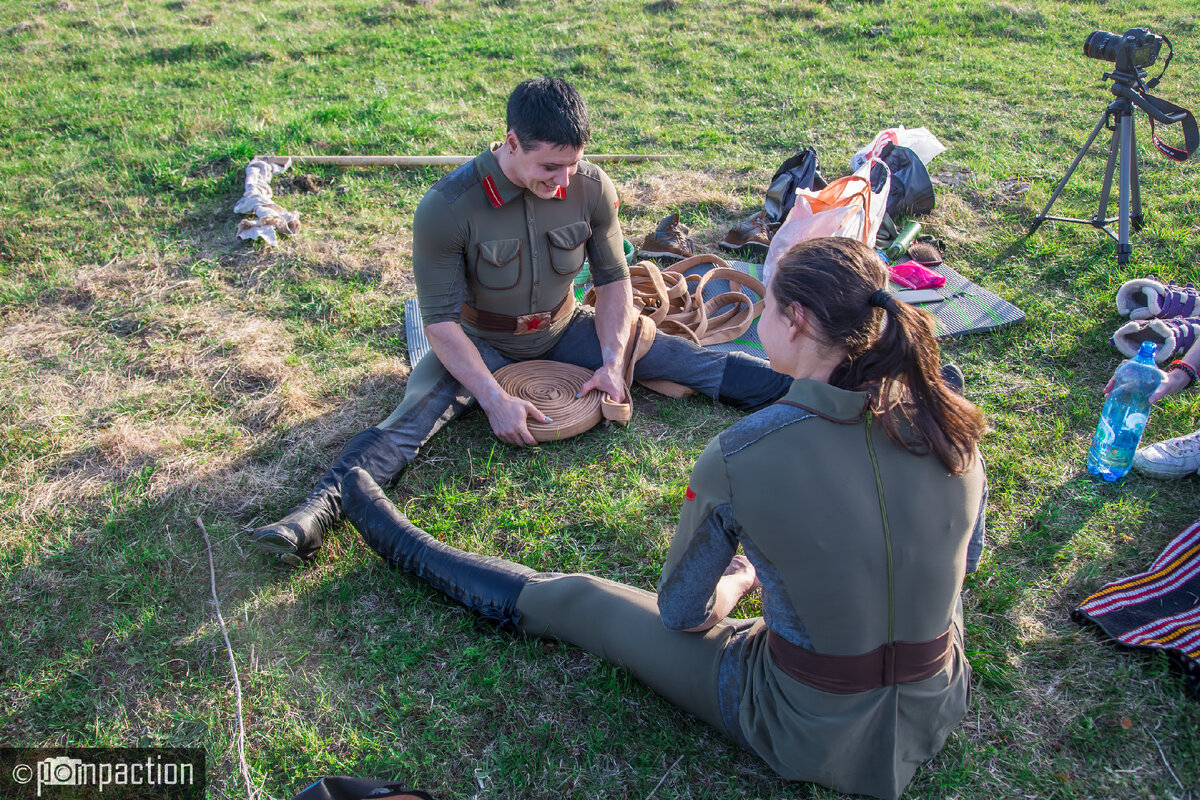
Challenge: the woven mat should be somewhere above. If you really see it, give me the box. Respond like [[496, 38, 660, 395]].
[[1073, 518, 1200, 695], [915, 261, 1025, 339], [404, 298, 431, 365], [403, 256, 1024, 365]]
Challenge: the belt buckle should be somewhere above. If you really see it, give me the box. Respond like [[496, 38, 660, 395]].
[[514, 311, 552, 335]]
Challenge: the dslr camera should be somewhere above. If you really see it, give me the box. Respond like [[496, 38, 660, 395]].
[[1083, 27, 1163, 73]]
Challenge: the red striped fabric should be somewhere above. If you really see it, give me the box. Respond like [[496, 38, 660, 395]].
[[1074, 519, 1200, 692]]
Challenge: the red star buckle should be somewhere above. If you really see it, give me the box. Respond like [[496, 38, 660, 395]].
[[515, 311, 552, 334]]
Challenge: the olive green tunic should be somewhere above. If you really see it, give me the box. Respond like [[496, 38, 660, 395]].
[[658, 378, 987, 799], [411, 146, 628, 359]]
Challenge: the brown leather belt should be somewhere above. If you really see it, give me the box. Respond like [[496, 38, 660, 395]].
[[767, 628, 954, 695], [460, 295, 574, 335]]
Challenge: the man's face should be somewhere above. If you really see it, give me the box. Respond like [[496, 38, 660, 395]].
[[506, 135, 584, 199]]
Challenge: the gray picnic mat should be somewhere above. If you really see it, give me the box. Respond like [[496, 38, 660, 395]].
[[402, 256, 1022, 365], [404, 298, 431, 365], [917, 261, 1025, 338]]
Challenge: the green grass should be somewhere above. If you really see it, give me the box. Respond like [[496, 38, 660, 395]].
[[3, 0, 1200, 798]]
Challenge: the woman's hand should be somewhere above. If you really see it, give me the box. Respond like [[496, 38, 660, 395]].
[[724, 554, 762, 594], [1104, 369, 1191, 404], [682, 555, 761, 633], [1150, 369, 1191, 403]]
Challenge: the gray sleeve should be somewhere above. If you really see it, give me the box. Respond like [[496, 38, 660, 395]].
[[965, 476, 988, 574], [657, 439, 738, 630]]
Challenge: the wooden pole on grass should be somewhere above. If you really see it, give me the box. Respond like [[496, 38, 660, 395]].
[[261, 153, 681, 167]]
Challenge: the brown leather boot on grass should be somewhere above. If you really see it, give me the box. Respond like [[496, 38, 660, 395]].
[[638, 213, 695, 261], [718, 210, 776, 256]]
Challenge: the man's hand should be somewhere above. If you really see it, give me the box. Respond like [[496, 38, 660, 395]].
[[480, 387, 549, 447], [578, 362, 626, 404]]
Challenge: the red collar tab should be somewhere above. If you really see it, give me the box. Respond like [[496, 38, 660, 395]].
[[554, 186, 567, 200], [481, 174, 504, 208]]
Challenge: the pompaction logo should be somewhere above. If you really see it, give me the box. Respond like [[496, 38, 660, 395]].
[[1, 748, 205, 799]]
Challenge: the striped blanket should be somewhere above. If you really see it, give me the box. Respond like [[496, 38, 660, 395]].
[[1074, 518, 1200, 694]]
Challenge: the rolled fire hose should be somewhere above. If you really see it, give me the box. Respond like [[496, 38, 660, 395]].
[[584, 254, 765, 346], [491, 317, 660, 443]]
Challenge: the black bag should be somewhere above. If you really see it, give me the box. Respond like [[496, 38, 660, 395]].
[[878, 142, 935, 218], [294, 777, 435, 800], [764, 147, 827, 224]]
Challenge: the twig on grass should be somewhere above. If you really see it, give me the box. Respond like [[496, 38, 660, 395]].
[[645, 754, 684, 800], [198, 516, 256, 800], [1145, 723, 1186, 795]]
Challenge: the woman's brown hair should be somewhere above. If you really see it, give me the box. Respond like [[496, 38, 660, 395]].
[[770, 237, 985, 473]]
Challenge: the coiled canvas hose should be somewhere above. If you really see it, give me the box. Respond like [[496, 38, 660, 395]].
[[491, 317, 662, 442], [584, 254, 766, 346], [492, 362, 602, 442]]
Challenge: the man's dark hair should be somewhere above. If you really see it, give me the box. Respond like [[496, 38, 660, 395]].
[[506, 77, 590, 150]]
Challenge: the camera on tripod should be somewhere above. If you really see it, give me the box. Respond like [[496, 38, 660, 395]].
[[1030, 26, 1197, 264], [1083, 28, 1163, 74]]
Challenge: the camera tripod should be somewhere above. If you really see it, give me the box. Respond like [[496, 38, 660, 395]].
[[1029, 68, 1157, 264]]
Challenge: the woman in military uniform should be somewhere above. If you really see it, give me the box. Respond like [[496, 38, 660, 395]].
[[342, 236, 988, 800]]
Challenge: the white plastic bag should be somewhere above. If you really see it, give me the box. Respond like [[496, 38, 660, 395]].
[[850, 126, 946, 171], [764, 158, 889, 285]]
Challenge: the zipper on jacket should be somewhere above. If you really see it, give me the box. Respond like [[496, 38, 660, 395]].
[[864, 410, 895, 643]]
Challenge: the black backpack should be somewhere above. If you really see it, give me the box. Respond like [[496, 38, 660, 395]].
[[294, 777, 435, 800], [764, 147, 827, 224]]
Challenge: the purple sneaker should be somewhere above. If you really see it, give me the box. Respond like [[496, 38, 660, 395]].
[[1116, 278, 1200, 320], [1111, 316, 1200, 362]]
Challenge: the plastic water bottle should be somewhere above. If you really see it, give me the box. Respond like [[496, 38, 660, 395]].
[[1086, 342, 1165, 481]]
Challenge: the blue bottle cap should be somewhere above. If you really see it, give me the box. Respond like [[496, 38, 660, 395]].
[[1137, 341, 1158, 359]]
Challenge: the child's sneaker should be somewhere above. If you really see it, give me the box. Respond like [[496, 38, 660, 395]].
[[1116, 278, 1200, 320], [1111, 317, 1200, 363]]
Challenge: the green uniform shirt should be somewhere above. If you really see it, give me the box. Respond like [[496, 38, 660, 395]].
[[659, 378, 987, 799], [411, 146, 628, 359]]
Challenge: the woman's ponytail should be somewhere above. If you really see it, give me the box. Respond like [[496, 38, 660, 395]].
[[772, 238, 985, 474]]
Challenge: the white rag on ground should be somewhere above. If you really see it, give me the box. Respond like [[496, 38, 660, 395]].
[[234, 157, 301, 246]]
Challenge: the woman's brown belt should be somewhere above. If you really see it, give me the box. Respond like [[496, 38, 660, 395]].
[[766, 628, 955, 695]]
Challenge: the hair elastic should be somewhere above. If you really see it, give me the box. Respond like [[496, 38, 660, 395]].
[[868, 289, 892, 308]]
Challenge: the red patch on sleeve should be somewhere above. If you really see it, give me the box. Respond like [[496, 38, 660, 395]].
[[685, 487, 696, 501]]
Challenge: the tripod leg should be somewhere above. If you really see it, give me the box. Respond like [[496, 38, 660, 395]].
[[1030, 111, 1111, 234], [1095, 123, 1120, 227], [1129, 116, 1144, 233], [1117, 112, 1134, 264]]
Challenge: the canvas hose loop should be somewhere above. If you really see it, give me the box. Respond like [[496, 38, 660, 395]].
[[584, 254, 766, 346], [491, 317, 662, 442]]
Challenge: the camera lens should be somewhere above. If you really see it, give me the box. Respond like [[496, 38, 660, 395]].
[[1083, 30, 1122, 63]]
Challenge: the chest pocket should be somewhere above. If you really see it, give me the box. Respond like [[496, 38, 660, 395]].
[[475, 239, 522, 290], [547, 221, 592, 276]]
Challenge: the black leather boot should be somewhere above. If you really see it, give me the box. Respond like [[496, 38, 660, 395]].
[[342, 467, 535, 630], [717, 351, 793, 412], [252, 427, 409, 565]]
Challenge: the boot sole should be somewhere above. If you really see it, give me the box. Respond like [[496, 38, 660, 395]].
[[637, 249, 691, 261], [252, 530, 311, 565], [718, 241, 770, 255]]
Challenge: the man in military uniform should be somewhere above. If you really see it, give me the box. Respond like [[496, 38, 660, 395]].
[[252, 77, 792, 564]]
